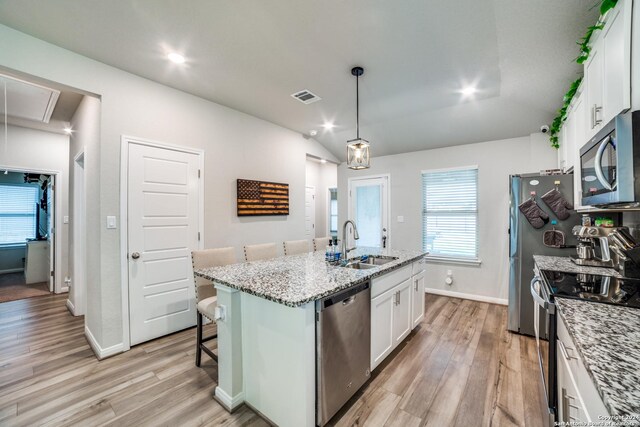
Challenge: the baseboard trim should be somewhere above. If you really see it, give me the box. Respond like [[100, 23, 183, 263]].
[[425, 288, 508, 306], [66, 298, 76, 316], [214, 387, 245, 413], [84, 326, 125, 360], [0, 268, 24, 274]]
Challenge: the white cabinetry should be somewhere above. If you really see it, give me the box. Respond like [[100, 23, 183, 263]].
[[370, 261, 426, 370], [585, 0, 632, 139], [392, 279, 412, 346], [557, 315, 609, 423], [371, 286, 395, 369], [411, 270, 426, 328]]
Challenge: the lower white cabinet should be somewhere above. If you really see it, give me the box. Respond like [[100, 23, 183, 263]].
[[371, 262, 426, 370], [411, 270, 426, 328], [557, 315, 609, 423], [391, 279, 412, 346], [371, 286, 395, 370]]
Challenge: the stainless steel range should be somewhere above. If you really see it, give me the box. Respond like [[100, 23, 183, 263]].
[[531, 267, 640, 423]]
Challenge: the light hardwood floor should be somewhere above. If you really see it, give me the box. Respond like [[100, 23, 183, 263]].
[[0, 293, 546, 427]]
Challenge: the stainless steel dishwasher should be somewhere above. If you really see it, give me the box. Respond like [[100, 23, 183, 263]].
[[316, 281, 371, 426]]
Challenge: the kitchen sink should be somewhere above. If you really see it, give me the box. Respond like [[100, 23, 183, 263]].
[[342, 262, 378, 270], [340, 255, 399, 269], [359, 255, 399, 266]]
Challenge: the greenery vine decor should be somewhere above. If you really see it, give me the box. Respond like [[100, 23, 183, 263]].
[[577, 0, 618, 64], [549, 78, 582, 149], [549, 0, 618, 148]]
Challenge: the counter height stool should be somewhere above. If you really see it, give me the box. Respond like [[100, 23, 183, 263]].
[[244, 243, 278, 262], [283, 239, 309, 256], [191, 247, 236, 367], [313, 237, 331, 252]]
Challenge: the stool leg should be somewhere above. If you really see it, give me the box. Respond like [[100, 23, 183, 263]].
[[196, 312, 203, 367]]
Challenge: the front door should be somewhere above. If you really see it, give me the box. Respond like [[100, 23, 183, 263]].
[[348, 176, 389, 248], [127, 141, 200, 346]]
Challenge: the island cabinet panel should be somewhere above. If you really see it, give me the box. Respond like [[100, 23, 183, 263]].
[[392, 278, 412, 346], [371, 287, 395, 370], [557, 314, 609, 422], [411, 270, 426, 328]]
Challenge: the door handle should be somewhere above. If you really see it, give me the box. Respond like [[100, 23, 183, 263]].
[[131, 252, 141, 260], [530, 277, 547, 309], [594, 135, 616, 191]]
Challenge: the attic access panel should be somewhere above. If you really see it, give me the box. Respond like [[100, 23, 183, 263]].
[[237, 179, 289, 216], [0, 74, 60, 123]]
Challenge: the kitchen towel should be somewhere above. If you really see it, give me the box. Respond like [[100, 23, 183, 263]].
[[518, 198, 549, 229], [541, 188, 573, 220]]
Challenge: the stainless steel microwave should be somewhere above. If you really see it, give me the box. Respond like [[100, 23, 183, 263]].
[[580, 110, 640, 207]]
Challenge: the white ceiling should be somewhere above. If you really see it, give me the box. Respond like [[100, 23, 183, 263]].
[[0, 1, 598, 159]]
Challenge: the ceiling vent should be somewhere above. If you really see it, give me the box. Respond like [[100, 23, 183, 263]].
[[291, 89, 321, 104]]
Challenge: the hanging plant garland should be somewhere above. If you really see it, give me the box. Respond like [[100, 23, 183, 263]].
[[548, 78, 582, 149], [549, 0, 617, 148]]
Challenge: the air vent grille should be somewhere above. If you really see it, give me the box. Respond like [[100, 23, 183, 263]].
[[291, 89, 321, 104]]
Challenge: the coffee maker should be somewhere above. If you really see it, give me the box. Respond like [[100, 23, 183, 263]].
[[571, 225, 614, 267]]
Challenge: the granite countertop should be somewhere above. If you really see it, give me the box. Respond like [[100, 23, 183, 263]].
[[195, 247, 427, 307], [555, 298, 640, 417], [533, 255, 623, 278]]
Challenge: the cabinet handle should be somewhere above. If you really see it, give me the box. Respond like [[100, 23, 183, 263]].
[[591, 104, 603, 128], [558, 340, 574, 360]]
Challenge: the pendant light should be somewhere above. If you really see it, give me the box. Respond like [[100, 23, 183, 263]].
[[346, 66, 370, 170]]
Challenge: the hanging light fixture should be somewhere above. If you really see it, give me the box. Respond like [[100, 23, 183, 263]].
[[346, 66, 370, 170]]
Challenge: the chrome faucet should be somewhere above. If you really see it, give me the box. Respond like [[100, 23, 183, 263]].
[[341, 220, 360, 260]]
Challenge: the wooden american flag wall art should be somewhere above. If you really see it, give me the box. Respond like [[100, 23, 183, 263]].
[[237, 179, 290, 216]]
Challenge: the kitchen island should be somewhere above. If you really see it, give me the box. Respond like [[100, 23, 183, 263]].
[[195, 247, 427, 427]]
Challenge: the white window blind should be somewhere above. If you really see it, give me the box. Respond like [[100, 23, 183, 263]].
[[0, 185, 39, 245], [422, 167, 478, 260]]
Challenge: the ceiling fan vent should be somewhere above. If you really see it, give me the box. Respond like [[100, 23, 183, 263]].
[[291, 89, 321, 104]]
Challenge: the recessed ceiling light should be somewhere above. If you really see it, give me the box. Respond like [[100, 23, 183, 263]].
[[460, 86, 477, 96], [309, 130, 318, 136], [167, 52, 186, 64], [322, 122, 335, 130], [320, 159, 327, 164]]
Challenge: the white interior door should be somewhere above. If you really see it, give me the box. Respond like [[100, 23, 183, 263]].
[[305, 186, 315, 238], [127, 142, 200, 346], [348, 176, 389, 248]]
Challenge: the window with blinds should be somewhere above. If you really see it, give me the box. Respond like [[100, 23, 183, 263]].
[[422, 167, 478, 260], [0, 185, 39, 245]]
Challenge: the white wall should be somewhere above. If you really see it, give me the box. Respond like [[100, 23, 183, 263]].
[[305, 159, 337, 238], [338, 134, 557, 302], [0, 125, 70, 288], [0, 24, 338, 351], [68, 95, 101, 326]]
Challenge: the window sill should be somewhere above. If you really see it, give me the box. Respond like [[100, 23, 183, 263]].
[[424, 256, 482, 266], [0, 243, 27, 251]]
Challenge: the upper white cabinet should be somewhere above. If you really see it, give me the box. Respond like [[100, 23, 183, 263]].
[[585, 0, 632, 139]]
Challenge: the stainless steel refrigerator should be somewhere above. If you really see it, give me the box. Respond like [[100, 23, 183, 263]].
[[508, 173, 580, 337]]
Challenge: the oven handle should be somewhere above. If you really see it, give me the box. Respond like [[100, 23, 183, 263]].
[[594, 135, 617, 191], [530, 277, 547, 309]]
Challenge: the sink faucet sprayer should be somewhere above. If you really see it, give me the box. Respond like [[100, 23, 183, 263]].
[[341, 220, 360, 261]]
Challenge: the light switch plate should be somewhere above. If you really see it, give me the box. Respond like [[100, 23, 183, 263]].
[[397, 216, 404, 223], [63, 216, 69, 224], [106, 216, 117, 229]]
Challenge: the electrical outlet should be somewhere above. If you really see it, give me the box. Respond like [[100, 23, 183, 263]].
[[446, 269, 453, 276], [63, 216, 69, 224], [106, 216, 117, 229]]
